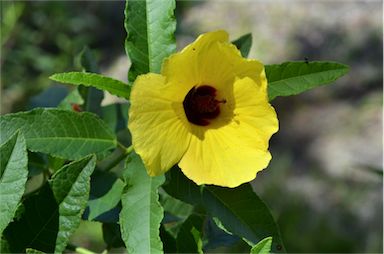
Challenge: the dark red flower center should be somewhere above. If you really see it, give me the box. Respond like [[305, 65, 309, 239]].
[[183, 85, 226, 126]]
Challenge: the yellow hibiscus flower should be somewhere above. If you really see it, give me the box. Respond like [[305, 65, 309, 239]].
[[128, 30, 278, 188]]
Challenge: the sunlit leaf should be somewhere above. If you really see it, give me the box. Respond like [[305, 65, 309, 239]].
[[125, 0, 176, 83], [251, 236, 273, 254], [26, 248, 46, 254], [50, 72, 130, 99], [0, 108, 116, 160], [266, 61, 349, 100], [120, 152, 165, 253], [0, 132, 28, 235], [50, 155, 96, 253]]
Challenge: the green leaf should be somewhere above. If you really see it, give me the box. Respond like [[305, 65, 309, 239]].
[[84, 171, 123, 223], [160, 189, 195, 241], [50, 155, 96, 254], [160, 189, 194, 220], [120, 152, 165, 254], [87, 176, 124, 221], [162, 168, 284, 252], [1, 2, 25, 46], [1, 237, 11, 253], [101, 103, 130, 132], [124, 0, 176, 83], [0, 132, 28, 235], [265, 61, 349, 101], [102, 223, 125, 249], [50, 72, 130, 99], [0, 108, 116, 160], [78, 46, 99, 73], [251, 236, 273, 254], [202, 185, 285, 252], [176, 214, 204, 254], [57, 89, 84, 111], [76, 47, 104, 115], [160, 225, 177, 253], [26, 248, 46, 254], [162, 166, 202, 205], [3, 184, 59, 253], [232, 33, 252, 57]]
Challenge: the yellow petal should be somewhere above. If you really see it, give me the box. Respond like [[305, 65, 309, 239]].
[[233, 76, 279, 150], [162, 30, 265, 96], [178, 77, 278, 187], [128, 73, 191, 176], [161, 30, 228, 91]]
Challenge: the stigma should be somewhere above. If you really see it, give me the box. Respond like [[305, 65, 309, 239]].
[[183, 85, 226, 126]]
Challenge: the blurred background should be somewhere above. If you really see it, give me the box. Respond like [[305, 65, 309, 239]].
[[1, 0, 382, 253]]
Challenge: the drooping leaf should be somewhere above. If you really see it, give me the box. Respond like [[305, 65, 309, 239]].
[[251, 236, 273, 254], [120, 152, 165, 254], [0, 132, 28, 236], [265, 61, 349, 101], [50, 72, 130, 99], [202, 185, 285, 252], [124, 0, 176, 83], [50, 155, 96, 254], [232, 33, 252, 57], [0, 108, 116, 160], [3, 184, 59, 253]]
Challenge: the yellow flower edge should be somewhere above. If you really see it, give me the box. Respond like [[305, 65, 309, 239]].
[[128, 30, 279, 188]]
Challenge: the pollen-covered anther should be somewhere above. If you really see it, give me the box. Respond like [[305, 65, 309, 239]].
[[183, 85, 226, 126]]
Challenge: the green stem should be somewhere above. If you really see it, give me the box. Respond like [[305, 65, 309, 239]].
[[126, 144, 134, 154], [67, 244, 97, 254], [75, 247, 97, 254], [102, 143, 134, 171]]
